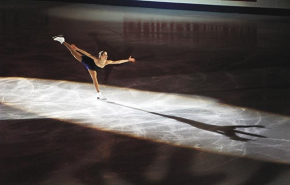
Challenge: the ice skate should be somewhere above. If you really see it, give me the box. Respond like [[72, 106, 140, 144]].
[[97, 92, 107, 101], [53, 35, 65, 44]]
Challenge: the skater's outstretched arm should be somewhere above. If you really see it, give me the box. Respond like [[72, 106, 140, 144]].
[[106, 56, 136, 65]]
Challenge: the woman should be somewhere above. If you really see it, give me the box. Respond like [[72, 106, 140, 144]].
[[53, 35, 136, 100]]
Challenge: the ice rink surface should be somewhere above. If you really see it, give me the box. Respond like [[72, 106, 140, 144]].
[[1, 1, 290, 184]]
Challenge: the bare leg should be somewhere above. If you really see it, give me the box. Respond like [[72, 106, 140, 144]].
[[63, 42, 82, 62], [88, 69, 106, 100], [88, 69, 100, 92]]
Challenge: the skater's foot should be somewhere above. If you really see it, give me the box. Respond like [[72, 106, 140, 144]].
[[53, 35, 65, 44], [97, 92, 107, 101]]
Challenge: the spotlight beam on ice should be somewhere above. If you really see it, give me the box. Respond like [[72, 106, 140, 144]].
[[1, 77, 290, 164]]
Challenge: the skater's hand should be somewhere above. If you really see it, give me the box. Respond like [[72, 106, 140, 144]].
[[128, 56, 136, 63]]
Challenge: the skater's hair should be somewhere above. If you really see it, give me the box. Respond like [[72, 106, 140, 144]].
[[99, 50, 107, 58]]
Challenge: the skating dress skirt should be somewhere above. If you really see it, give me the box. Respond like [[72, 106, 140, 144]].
[[81, 55, 102, 71]]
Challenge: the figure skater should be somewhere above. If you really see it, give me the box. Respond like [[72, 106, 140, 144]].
[[53, 35, 136, 100]]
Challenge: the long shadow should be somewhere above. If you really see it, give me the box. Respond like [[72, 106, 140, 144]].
[[106, 101, 266, 142]]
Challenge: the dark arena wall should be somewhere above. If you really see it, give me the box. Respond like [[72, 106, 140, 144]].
[[33, 0, 290, 16]]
